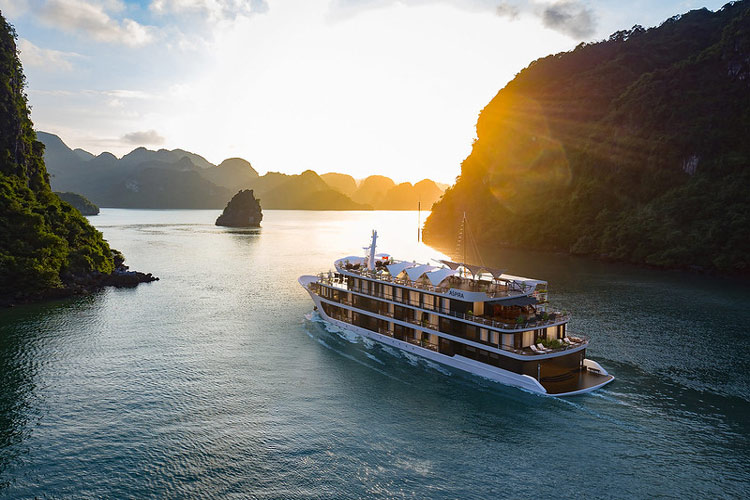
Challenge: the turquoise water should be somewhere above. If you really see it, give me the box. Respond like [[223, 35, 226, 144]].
[[0, 209, 748, 498]]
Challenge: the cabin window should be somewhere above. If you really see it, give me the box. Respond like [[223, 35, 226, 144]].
[[378, 301, 388, 315], [502, 333, 514, 348], [522, 330, 534, 348], [480, 328, 489, 342], [394, 306, 407, 321], [439, 316, 450, 333], [473, 301, 484, 316], [546, 326, 558, 340], [491, 331, 499, 345], [450, 299, 468, 315]]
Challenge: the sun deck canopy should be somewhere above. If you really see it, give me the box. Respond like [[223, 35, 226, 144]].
[[501, 274, 547, 291], [439, 260, 506, 279], [406, 264, 438, 282], [439, 260, 463, 271], [425, 268, 459, 286], [386, 261, 417, 277]]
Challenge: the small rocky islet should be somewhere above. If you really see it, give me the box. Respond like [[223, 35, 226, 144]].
[[215, 189, 263, 227]]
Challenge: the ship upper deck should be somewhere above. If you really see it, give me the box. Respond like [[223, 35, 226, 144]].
[[334, 257, 547, 303]]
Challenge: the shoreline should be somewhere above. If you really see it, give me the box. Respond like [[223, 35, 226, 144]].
[[1, 266, 158, 308]]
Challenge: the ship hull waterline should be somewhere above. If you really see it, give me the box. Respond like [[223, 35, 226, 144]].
[[299, 276, 614, 397]]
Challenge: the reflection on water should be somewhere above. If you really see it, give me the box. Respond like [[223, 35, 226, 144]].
[[0, 209, 748, 498]]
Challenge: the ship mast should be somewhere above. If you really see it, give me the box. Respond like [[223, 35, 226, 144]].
[[417, 199, 421, 242], [367, 230, 378, 271], [462, 212, 467, 275], [455, 212, 468, 277]]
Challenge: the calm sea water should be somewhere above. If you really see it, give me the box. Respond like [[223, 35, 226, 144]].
[[0, 209, 748, 498]]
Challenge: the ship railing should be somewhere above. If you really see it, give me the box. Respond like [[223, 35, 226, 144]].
[[445, 310, 572, 331], [406, 317, 440, 331], [315, 278, 570, 330], [335, 268, 519, 298], [405, 336, 439, 352], [378, 327, 394, 337], [318, 297, 586, 356]]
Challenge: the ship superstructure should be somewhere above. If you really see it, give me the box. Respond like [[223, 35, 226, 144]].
[[299, 231, 614, 396]]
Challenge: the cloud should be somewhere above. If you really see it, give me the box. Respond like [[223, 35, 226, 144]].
[[150, 0, 268, 22], [17, 38, 82, 71], [121, 129, 165, 145], [539, 1, 595, 38], [496, 2, 520, 20], [494, 1, 597, 39], [37, 0, 156, 46], [0, 0, 31, 17]]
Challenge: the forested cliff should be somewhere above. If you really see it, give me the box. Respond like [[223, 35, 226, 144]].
[[424, 2, 750, 272], [0, 15, 137, 303]]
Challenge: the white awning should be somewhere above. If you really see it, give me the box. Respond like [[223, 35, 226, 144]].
[[488, 268, 506, 280], [425, 268, 458, 286], [439, 260, 505, 280], [464, 264, 485, 278], [502, 273, 547, 291], [406, 264, 438, 282], [386, 261, 417, 277], [439, 260, 462, 270]]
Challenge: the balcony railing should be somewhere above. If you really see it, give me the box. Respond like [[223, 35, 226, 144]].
[[328, 268, 535, 298], [311, 281, 586, 357], [405, 336, 439, 351], [313, 277, 569, 331]]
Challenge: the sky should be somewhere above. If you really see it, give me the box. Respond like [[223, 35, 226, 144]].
[[0, 0, 731, 183]]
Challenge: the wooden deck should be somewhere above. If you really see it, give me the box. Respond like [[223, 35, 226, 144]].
[[542, 369, 614, 395]]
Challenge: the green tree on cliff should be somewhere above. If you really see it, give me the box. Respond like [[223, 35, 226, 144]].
[[0, 14, 117, 302], [425, 2, 750, 272]]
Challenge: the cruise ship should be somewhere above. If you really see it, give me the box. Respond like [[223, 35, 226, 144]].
[[299, 230, 614, 396]]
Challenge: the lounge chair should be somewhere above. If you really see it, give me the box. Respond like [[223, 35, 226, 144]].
[[530, 345, 545, 354], [563, 338, 572, 345], [535, 343, 551, 352]]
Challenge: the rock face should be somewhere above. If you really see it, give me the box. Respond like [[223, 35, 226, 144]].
[[0, 12, 157, 306], [424, 2, 750, 273], [216, 190, 263, 227]]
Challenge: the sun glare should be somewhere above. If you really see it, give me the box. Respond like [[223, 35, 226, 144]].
[[148, 1, 574, 184]]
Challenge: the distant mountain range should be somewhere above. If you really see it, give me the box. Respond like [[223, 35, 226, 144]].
[[39, 132, 444, 210]]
